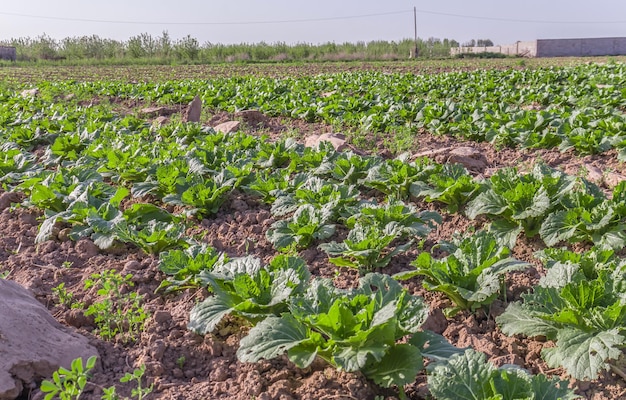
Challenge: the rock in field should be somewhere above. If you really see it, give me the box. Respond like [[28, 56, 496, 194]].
[[139, 106, 171, 117], [447, 147, 488, 171], [213, 121, 241, 134], [413, 147, 451, 158], [183, 95, 202, 123], [0, 280, 99, 400], [304, 133, 348, 151], [0, 192, 21, 212], [583, 163, 603, 184], [605, 171, 626, 188], [19, 89, 38, 98], [415, 146, 487, 171], [153, 116, 169, 126]]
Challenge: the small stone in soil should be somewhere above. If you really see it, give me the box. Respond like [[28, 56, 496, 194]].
[[19, 212, 37, 226], [37, 240, 57, 253], [149, 339, 166, 361], [244, 381, 264, 397], [204, 339, 222, 356], [147, 361, 164, 376], [231, 199, 249, 211], [422, 308, 448, 334], [491, 354, 524, 367], [214, 381, 229, 394], [299, 248, 318, 263], [0, 191, 21, 210], [153, 310, 172, 324], [577, 381, 591, 391], [75, 239, 99, 258], [256, 210, 271, 224], [272, 379, 292, 393], [168, 329, 183, 340], [123, 260, 141, 272], [211, 366, 229, 382], [64, 308, 92, 328]]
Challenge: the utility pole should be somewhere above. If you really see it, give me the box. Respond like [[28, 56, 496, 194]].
[[413, 6, 419, 58]]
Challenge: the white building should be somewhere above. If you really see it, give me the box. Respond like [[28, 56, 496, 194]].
[[451, 37, 626, 58]]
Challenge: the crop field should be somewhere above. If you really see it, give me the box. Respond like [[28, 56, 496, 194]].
[[1, 57, 626, 400]]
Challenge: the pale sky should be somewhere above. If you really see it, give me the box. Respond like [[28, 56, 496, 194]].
[[1, 1, 625, 46]]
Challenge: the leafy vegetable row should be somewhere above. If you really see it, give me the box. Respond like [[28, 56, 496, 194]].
[[499, 247, 626, 381], [5, 62, 625, 156], [2, 69, 623, 397], [158, 247, 575, 399], [6, 110, 626, 273], [2, 102, 472, 262], [467, 164, 626, 250]]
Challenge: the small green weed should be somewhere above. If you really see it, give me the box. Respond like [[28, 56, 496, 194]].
[[84, 270, 149, 343], [102, 364, 153, 400], [41, 356, 153, 400], [40, 356, 97, 400], [10, 242, 22, 255], [382, 127, 417, 155], [52, 283, 75, 308]]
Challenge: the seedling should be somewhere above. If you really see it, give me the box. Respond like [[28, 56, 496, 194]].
[[40, 356, 97, 400], [119, 365, 153, 400], [41, 356, 153, 400], [52, 283, 75, 308], [84, 270, 148, 342]]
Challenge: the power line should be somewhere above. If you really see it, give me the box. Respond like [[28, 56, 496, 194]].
[[415, 8, 626, 24], [0, 10, 413, 25], [1, 8, 624, 26]]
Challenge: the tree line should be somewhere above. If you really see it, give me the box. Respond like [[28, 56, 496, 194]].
[[1, 32, 468, 64]]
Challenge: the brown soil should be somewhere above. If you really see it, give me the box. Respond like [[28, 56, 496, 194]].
[[3, 106, 626, 400], [3, 57, 626, 83]]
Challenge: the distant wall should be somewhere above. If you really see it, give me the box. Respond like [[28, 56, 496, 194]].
[[450, 37, 626, 58], [537, 37, 626, 57], [450, 41, 537, 57], [0, 46, 16, 61]]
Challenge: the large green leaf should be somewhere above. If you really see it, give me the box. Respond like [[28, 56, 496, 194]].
[[332, 329, 392, 372], [470, 258, 529, 303], [540, 210, 581, 246], [267, 204, 336, 250], [237, 315, 309, 363], [410, 330, 466, 365], [529, 373, 581, 400], [488, 219, 523, 249], [191, 255, 310, 333], [403, 230, 527, 315], [542, 328, 624, 381], [361, 344, 423, 388], [491, 367, 533, 400], [428, 350, 496, 400], [497, 302, 560, 339], [187, 296, 235, 335], [465, 190, 509, 220], [428, 349, 577, 400]]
